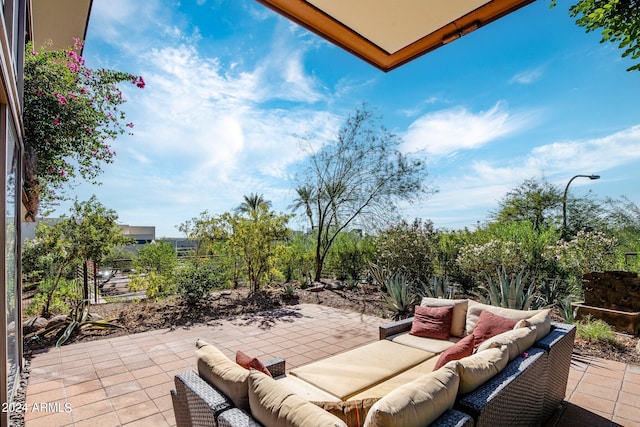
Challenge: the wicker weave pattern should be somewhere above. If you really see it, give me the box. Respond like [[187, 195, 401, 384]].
[[456, 347, 547, 427], [171, 389, 192, 427], [430, 409, 475, 427], [217, 408, 263, 427], [174, 370, 233, 427], [264, 358, 286, 378], [378, 317, 413, 340], [534, 323, 576, 420]]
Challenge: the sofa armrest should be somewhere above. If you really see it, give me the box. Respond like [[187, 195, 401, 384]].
[[173, 371, 233, 426], [264, 357, 286, 378], [217, 408, 262, 427], [456, 347, 548, 427], [430, 409, 474, 427], [379, 317, 414, 340], [534, 322, 576, 420]]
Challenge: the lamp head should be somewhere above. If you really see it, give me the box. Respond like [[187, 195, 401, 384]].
[[589, 175, 600, 180]]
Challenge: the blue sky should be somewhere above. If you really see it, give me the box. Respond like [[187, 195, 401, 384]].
[[51, 0, 640, 237]]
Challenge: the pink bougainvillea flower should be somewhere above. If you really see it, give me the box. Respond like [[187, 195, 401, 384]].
[[136, 76, 145, 89], [53, 118, 60, 126], [80, 86, 88, 95], [126, 122, 134, 128], [56, 93, 67, 105]]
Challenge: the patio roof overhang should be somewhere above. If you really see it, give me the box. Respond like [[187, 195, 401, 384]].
[[255, 0, 535, 72], [29, 0, 92, 50]]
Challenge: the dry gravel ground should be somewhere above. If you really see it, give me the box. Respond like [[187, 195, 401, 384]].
[[22, 284, 640, 366]]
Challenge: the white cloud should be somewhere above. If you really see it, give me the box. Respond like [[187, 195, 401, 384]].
[[401, 101, 534, 156], [510, 67, 544, 84]]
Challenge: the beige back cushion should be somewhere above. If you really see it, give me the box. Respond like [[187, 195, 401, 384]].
[[475, 326, 537, 361], [363, 366, 459, 427], [420, 298, 468, 337], [195, 338, 250, 410], [446, 344, 509, 395], [524, 309, 552, 341], [248, 370, 348, 427], [465, 300, 546, 336]]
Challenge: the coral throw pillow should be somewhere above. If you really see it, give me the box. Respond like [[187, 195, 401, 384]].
[[433, 334, 475, 371], [472, 310, 518, 347], [410, 305, 453, 340], [236, 350, 272, 377]]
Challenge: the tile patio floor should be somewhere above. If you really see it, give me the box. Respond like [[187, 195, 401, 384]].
[[22, 304, 640, 427]]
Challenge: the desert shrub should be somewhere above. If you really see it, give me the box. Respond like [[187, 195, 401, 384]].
[[25, 277, 82, 316], [135, 240, 177, 274], [175, 258, 226, 304], [325, 231, 374, 280], [128, 272, 175, 301], [373, 219, 438, 286], [576, 316, 616, 344], [274, 234, 315, 283], [545, 231, 618, 276]]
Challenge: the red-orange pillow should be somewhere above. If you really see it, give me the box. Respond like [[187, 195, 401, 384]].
[[235, 351, 272, 377], [472, 310, 518, 347], [410, 305, 453, 340], [433, 334, 475, 370]]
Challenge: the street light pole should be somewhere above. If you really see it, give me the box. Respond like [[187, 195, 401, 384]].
[[562, 174, 600, 238]]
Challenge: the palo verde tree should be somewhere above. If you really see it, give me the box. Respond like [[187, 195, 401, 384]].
[[23, 39, 144, 220], [294, 106, 430, 282], [216, 206, 291, 292], [23, 196, 130, 317]]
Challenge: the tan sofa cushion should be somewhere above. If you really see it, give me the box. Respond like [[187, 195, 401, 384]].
[[465, 300, 546, 336], [195, 338, 250, 410], [249, 370, 347, 427], [289, 340, 433, 400], [363, 366, 459, 427], [523, 309, 551, 341], [446, 344, 509, 394], [313, 399, 379, 427], [349, 357, 439, 400], [276, 376, 341, 402], [475, 326, 537, 361], [390, 333, 459, 354], [420, 298, 468, 337]]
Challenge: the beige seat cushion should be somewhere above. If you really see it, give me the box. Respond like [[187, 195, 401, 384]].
[[465, 300, 546, 336], [289, 340, 433, 400], [475, 326, 537, 361], [390, 333, 459, 354], [195, 338, 250, 410], [276, 375, 341, 402], [349, 357, 439, 400], [248, 370, 347, 427], [363, 366, 459, 427], [446, 344, 509, 394], [420, 298, 468, 337]]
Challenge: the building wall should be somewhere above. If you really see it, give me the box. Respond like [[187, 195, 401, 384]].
[[0, 1, 26, 425]]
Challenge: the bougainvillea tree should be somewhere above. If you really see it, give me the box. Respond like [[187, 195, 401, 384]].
[[23, 38, 144, 220]]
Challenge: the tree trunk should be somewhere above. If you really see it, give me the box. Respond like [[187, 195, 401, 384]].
[[23, 143, 40, 222]]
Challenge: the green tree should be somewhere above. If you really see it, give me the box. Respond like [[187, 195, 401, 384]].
[[216, 207, 291, 292], [24, 196, 130, 317], [23, 39, 144, 220], [294, 106, 431, 281], [490, 177, 562, 233], [135, 240, 177, 275], [563, 0, 640, 72]]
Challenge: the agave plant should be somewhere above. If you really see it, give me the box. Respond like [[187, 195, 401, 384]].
[[558, 296, 577, 324], [368, 263, 393, 291], [37, 299, 124, 347], [416, 275, 451, 299], [381, 274, 418, 320], [475, 266, 537, 310]]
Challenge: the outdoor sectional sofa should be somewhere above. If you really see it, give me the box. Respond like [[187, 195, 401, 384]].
[[171, 298, 576, 427]]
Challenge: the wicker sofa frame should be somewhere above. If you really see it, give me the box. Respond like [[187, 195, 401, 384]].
[[171, 322, 575, 427]]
